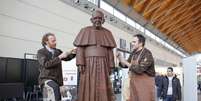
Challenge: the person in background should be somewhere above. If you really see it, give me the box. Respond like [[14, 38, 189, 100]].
[[160, 67, 181, 101], [37, 33, 76, 101]]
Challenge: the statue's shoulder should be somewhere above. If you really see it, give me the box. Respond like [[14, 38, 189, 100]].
[[82, 26, 93, 30], [102, 27, 112, 33], [77, 26, 93, 34]]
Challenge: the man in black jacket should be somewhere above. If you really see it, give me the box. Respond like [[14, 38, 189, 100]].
[[37, 33, 76, 101], [160, 67, 181, 101]]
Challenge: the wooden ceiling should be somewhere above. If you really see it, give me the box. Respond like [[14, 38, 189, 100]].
[[121, 0, 201, 54]]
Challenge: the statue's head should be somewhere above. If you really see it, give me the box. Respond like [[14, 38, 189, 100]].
[[91, 10, 105, 29]]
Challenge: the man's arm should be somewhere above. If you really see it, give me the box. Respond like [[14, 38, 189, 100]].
[[159, 77, 165, 99], [59, 48, 76, 61], [63, 53, 76, 61], [177, 78, 182, 100], [130, 51, 154, 74], [158, 77, 164, 99], [37, 50, 61, 69], [118, 52, 132, 68]]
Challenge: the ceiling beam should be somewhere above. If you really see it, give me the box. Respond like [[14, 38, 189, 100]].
[[143, 0, 161, 19], [150, 0, 177, 21], [151, 0, 183, 23], [154, 4, 186, 28], [133, 0, 150, 13], [161, 15, 192, 34]]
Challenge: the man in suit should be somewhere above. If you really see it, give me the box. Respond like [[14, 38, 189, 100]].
[[37, 33, 76, 101]]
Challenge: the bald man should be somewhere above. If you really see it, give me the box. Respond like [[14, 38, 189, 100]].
[[73, 10, 116, 101]]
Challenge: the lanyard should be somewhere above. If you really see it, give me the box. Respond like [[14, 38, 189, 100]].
[[131, 48, 144, 65]]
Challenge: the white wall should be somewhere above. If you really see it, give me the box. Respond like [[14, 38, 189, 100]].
[[183, 55, 197, 101], [0, 0, 181, 66]]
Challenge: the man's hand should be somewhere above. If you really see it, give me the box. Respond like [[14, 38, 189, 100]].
[[70, 48, 77, 54], [116, 51, 123, 62], [58, 52, 69, 59], [78, 65, 85, 74], [60, 86, 66, 97], [58, 48, 77, 59], [116, 51, 131, 68]]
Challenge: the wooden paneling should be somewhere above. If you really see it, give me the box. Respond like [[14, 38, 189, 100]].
[[122, 0, 201, 54]]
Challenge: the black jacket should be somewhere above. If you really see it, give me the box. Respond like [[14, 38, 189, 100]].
[[160, 76, 181, 100], [155, 75, 163, 97], [37, 47, 75, 86]]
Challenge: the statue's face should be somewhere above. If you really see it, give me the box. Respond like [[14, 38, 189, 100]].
[[91, 11, 104, 29]]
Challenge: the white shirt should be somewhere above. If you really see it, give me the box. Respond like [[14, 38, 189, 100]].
[[167, 76, 173, 95], [45, 45, 55, 55]]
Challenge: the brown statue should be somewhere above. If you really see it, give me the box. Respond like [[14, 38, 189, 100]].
[[73, 10, 116, 101]]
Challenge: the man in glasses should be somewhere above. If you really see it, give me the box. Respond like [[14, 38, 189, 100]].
[[73, 10, 116, 101]]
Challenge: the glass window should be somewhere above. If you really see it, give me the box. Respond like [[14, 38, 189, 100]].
[[139, 25, 144, 33], [135, 23, 141, 30], [120, 38, 126, 49], [119, 38, 127, 58], [114, 9, 126, 21], [88, 0, 98, 5], [98, 0, 186, 57], [126, 17, 136, 27], [100, 0, 114, 14], [145, 29, 155, 39], [155, 36, 162, 43]]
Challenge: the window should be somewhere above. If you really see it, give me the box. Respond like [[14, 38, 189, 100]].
[[126, 17, 136, 27], [120, 38, 126, 49], [120, 38, 127, 58], [130, 42, 133, 51], [100, 0, 114, 14], [139, 25, 144, 33], [114, 9, 126, 21], [98, 0, 186, 57], [145, 29, 156, 39], [88, 0, 98, 5], [100, 0, 127, 22]]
